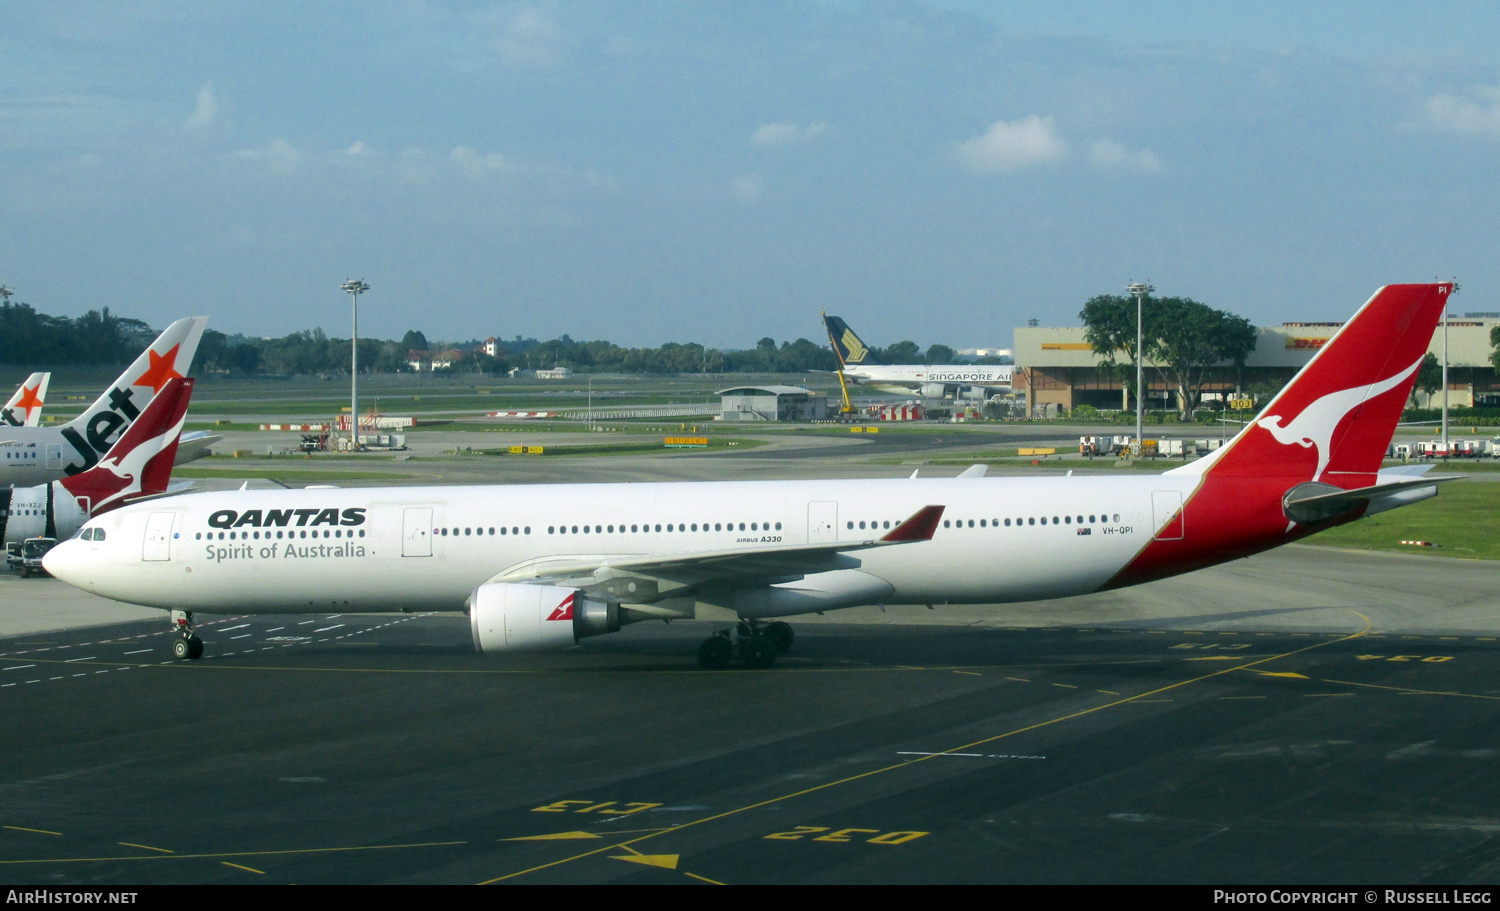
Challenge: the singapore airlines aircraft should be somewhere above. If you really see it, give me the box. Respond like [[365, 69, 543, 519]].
[[2, 377, 195, 549], [0, 316, 206, 486], [47, 285, 1452, 667], [823, 313, 1013, 399], [1, 373, 50, 427]]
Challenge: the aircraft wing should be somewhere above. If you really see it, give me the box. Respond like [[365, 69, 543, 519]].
[[488, 505, 945, 601]]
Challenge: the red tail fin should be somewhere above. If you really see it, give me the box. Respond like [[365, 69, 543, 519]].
[[1184, 283, 1452, 485], [1110, 283, 1451, 589], [58, 377, 195, 514]]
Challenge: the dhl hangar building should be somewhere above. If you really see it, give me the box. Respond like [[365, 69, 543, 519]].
[[1014, 314, 1500, 415]]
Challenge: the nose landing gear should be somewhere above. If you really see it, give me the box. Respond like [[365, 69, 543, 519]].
[[170, 609, 204, 660]]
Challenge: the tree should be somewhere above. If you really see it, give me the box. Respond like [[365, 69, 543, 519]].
[[1080, 293, 1156, 408], [880, 340, 921, 364], [1490, 325, 1500, 371], [1081, 292, 1257, 419], [924, 344, 956, 364], [1149, 297, 1257, 418], [400, 330, 430, 353], [1414, 352, 1441, 406]]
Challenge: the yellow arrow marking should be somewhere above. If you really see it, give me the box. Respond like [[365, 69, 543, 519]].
[[1254, 671, 1309, 679], [505, 831, 601, 842], [611, 853, 679, 869]]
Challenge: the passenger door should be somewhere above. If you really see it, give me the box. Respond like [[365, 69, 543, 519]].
[[143, 512, 174, 561]]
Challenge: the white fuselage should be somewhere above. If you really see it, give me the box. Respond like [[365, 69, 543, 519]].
[[840, 364, 1013, 392], [46, 474, 1195, 617], [0, 483, 87, 546], [1, 431, 73, 487]]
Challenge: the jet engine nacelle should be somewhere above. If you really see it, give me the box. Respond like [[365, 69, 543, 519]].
[[469, 582, 620, 653], [919, 383, 949, 399]]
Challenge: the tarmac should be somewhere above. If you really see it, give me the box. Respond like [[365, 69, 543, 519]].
[[3, 433, 1498, 884]]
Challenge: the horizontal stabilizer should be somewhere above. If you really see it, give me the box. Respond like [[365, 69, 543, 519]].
[[1282, 475, 1460, 526]]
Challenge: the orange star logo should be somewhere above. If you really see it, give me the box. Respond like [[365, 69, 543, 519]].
[[133, 344, 183, 393], [14, 383, 43, 419]]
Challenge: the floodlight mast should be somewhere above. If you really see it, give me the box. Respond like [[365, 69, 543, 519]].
[[342, 279, 370, 450], [1127, 282, 1154, 455], [0, 286, 12, 379]]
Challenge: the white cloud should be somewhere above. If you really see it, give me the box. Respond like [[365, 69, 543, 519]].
[[1088, 139, 1161, 171], [954, 115, 1068, 174], [343, 141, 370, 156], [183, 82, 225, 132], [451, 145, 507, 177], [495, 8, 566, 69], [752, 120, 829, 147], [730, 174, 763, 204], [231, 137, 301, 174], [1425, 83, 1500, 137]]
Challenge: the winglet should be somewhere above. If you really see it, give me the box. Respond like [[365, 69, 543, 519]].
[[881, 505, 945, 542]]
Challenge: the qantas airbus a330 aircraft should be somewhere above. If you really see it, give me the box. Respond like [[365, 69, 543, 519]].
[[47, 284, 1453, 667], [0, 317, 206, 486]]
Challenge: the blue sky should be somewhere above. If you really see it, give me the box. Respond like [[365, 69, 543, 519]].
[[3, 1, 1499, 350]]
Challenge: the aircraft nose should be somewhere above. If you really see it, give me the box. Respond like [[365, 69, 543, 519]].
[[42, 540, 92, 589]]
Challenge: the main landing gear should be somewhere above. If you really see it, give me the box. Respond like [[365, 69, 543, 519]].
[[170, 610, 204, 661], [697, 620, 794, 670]]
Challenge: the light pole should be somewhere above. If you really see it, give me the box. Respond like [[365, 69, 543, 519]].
[[342, 279, 370, 450], [1127, 282, 1153, 456], [0, 286, 12, 380], [1442, 279, 1461, 454]]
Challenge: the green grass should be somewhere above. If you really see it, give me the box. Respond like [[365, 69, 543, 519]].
[[465, 437, 765, 457], [1306, 483, 1500, 560], [172, 468, 418, 481]]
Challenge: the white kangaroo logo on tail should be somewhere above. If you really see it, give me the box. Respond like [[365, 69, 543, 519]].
[[1256, 354, 1423, 481]]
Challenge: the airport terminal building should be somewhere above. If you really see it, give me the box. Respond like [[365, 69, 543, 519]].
[[1015, 315, 1500, 416]]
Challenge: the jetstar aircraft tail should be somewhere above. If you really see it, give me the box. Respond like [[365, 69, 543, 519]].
[[58, 376, 195, 515], [58, 316, 207, 474], [1, 372, 49, 427], [1111, 283, 1453, 588], [822, 313, 882, 367]]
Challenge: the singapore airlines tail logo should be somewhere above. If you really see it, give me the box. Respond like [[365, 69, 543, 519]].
[[841, 329, 869, 364], [1255, 355, 1423, 481]]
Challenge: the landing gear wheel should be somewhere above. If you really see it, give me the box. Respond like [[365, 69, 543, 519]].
[[741, 636, 777, 669], [765, 622, 794, 655], [172, 634, 204, 661], [698, 634, 733, 670]]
